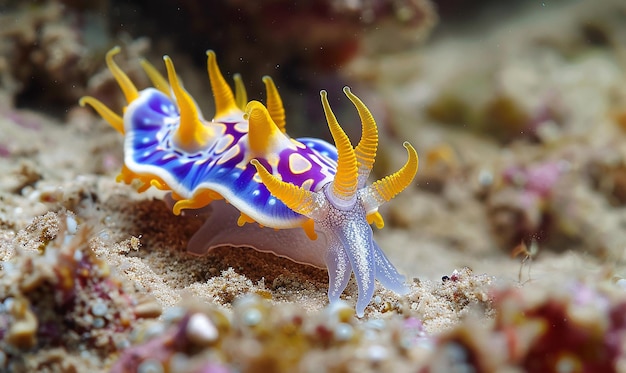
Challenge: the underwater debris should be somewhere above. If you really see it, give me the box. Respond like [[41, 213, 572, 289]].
[[421, 279, 626, 372], [0, 1, 105, 108], [0, 211, 161, 371], [111, 294, 436, 373], [487, 160, 569, 248]]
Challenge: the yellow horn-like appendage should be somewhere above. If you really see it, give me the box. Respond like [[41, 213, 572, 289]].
[[344, 87, 378, 183], [320, 90, 358, 200], [140, 58, 170, 96], [206, 50, 238, 118], [164, 56, 211, 152], [79, 96, 124, 134], [245, 101, 282, 155], [250, 159, 318, 216], [263, 76, 286, 133], [370, 142, 418, 202], [105, 46, 138, 104], [233, 73, 248, 110]]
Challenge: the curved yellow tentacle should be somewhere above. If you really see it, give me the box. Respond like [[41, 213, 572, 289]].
[[140, 58, 170, 96], [172, 190, 222, 216], [370, 142, 419, 203], [262, 76, 286, 133], [206, 50, 238, 118], [250, 159, 318, 216], [164, 56, 212, 152], [105, 46, 138, 104], [320, 90, 358, 200], [79, 96, 124, 134], [233, 73, 248, 111], [245, 101, 282, 155], [344, 87, 378, 183]]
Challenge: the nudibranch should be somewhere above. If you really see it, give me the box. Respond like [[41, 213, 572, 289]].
[[80, 47, 418, 316]]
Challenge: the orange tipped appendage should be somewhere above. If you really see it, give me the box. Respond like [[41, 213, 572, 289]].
[[172, 189, 222, 215], [237, 212, 256, 227], [106, 46, 138, 104], [301, 218, 317, 240], [370, 142, 418, 203], [367, 211, 385, 229], [344, 87, 378, 185], [206, 50, 238, 118], [114, 165, 172, 194], [320, 90, 358, 200], [140, 58, 170, 96], [262, 76, 286, 133], [250, 159, 318, 216], [164, 56, 212, 152], [245, 101, 282, 155], [79, 96, 124, 134], [233, 73, 248, 110]]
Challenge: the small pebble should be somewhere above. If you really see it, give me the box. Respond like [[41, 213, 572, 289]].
[[137, 359, 164, 373], [93, 317, 106, 328], [368, 345, 389, 362], [91, 301, 108, 317], [477, 168, 494, 186], [66, 215, 78, 234], [163, 306, 186, 322], [186, 313, 219, 345], [134, 299, 163, 319], [243, 308, 263, 326], [325, 300, 355, 322], [73, 250, 83, 261], [334, 323, 354, 341]]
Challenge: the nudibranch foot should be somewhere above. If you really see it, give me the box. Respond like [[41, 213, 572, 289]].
[[372, 241, 409, 295], [82, 47, 419, 317], [185, 200, 327, 268]]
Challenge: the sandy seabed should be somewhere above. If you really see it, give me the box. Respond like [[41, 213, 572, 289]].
[[2, 1, 626, 372]]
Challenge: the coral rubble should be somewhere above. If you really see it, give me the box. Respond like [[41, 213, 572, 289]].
[[0, 212, 161, 372]]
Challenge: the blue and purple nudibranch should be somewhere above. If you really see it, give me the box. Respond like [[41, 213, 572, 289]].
[[80, 47, 419, 316]]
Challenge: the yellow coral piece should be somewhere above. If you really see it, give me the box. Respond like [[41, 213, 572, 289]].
[[163, 56, 212, 152], [233, 73, 248, 111], [366, 212, 385, 229], [371, 142, 419, 202], [206, 50, 239, 118], [425, 144, 457, 169], [262, 76, 286, 133], [79, 96, 124, 134], [140, 58, 170, 96], [106, 46, 139, 104], [251, 159, 317, 216], [7, 297, 38, 349], [245, 101, 282, 155], [320, 90, 358, 199], [302, 218, 317, 240]]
